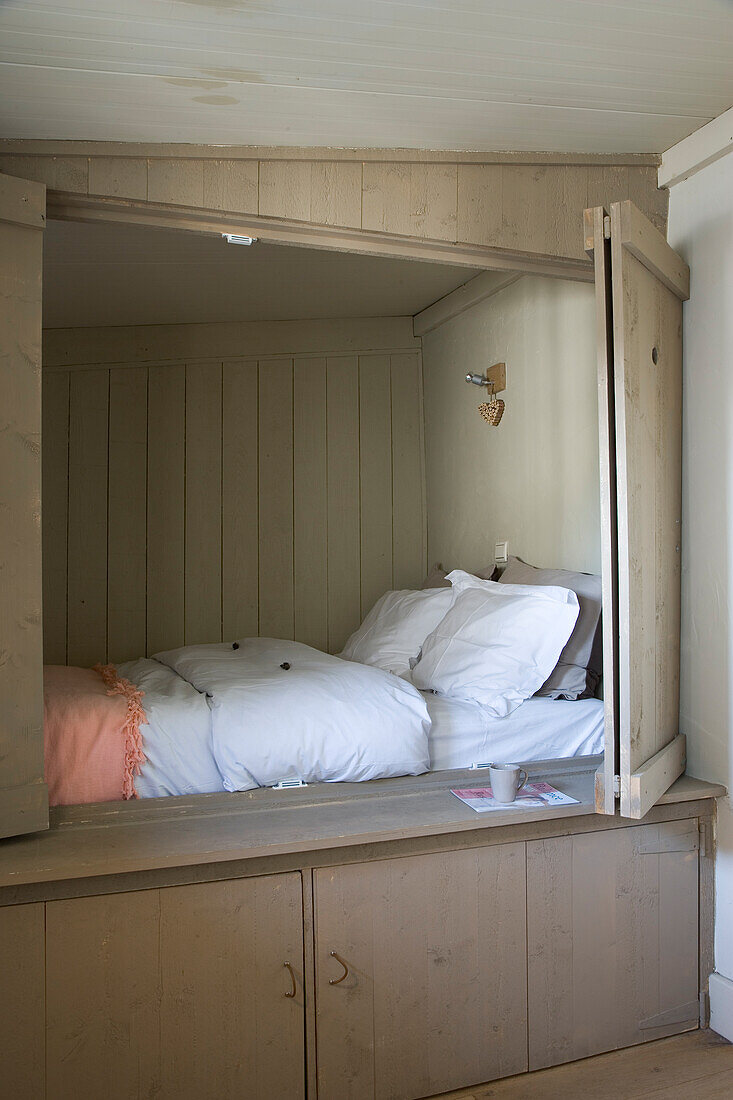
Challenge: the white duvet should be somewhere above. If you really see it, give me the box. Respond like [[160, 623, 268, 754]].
[[120, 638, 431, 797]]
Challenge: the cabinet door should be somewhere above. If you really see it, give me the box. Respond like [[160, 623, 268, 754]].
[[527, 820, 699, 1070], [587, 200, 689, 817], [0, 903, 45, 1100], [0, 171, 48, 838], [46, 873, 305, 1099], [314, 844, 527, 1100]]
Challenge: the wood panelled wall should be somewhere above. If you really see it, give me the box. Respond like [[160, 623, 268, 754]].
[[42, 323, 425, 666], [0, 146, 667, 266]]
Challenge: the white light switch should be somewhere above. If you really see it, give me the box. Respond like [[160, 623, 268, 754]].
[[495, 541, 508, 565]]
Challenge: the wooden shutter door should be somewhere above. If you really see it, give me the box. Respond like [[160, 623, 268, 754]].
[[587, 200, 689, 819], [0, 172, 48, 838]]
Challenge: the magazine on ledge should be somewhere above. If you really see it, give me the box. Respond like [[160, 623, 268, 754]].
[[451, 781, 580, 813]]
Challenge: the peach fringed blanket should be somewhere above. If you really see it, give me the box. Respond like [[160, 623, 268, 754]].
[[43, 664, 147, 806]]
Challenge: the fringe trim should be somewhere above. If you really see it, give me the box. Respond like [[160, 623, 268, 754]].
[[93, 664, 147, 800]]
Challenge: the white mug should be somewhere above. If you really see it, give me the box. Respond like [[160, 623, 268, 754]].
[[489, 762, 528, 804]]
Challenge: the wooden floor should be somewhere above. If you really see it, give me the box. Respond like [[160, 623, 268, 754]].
[[437, 1030, 733, 1099]]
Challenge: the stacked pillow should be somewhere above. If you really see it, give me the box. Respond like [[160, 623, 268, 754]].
[[410, 571, 580, 717], [341, 555, 602, 718]]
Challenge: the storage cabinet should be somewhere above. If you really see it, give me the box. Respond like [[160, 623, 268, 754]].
[[45, 873, 305, 1100], [0, 808, 712, 1100], [314, 844, 528, 1099], [527, 819, 700, 1069]]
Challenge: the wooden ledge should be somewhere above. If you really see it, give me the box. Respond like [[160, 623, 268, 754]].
[[0, 761, 723, 894]]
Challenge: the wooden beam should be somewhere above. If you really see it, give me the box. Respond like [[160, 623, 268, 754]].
[[659, 106, 733, 189], [622, 733, 687, 820], [46, 191, 594, 281], [413, 271, 521, 336], [0, 141, 662, 166], [616, 200, 690, 300]]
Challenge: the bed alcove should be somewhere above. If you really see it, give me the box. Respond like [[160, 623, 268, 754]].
[[0, 168, 724, 1100]]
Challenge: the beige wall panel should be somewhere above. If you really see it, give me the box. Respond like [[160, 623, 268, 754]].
[[107, 367, 147, 662], [147, 364, 185, 655], [259, 160, 311, 222], [185, 362, 222, 645], [0, 903, 45, 1100], [0, 154, 88, 193], [43, 316, 420, 368], [222, 359, 259, 640], [67, 368, 109, 665], [258, 359, 295, 639], [391, 352, 426, 590], [326, 356, 361, 652], [148, 158, 204, 207], [456, 164, 503, 247], [202, 158, 258, 213], [362, 162, 457, 240], [293, 357, 328, 650], [499, 164, 552, 255], [315, 844, 527, 1098], [45, 320, 423, 659], [42, 370, 69, 664], [527, 821, 699, 1069], [628, 165, 668, 233], [422, 276, 600, 577], [309, 161, 362, 228], [88, 157, 147, 199], [358, 354, 393, 616]]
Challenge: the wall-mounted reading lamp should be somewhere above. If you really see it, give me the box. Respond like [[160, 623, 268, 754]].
[[465, 362, 507, 425]]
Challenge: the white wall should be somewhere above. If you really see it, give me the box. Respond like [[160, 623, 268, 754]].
[[666, 152, 733, 1017], [422, 275, 600, 577]]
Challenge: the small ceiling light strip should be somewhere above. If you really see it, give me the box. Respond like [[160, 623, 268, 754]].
[[222, 233, 258, 245]]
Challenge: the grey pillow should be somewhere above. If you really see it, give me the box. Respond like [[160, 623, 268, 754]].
[[498, 556, 602, 700], [421, 562, 498, 589]]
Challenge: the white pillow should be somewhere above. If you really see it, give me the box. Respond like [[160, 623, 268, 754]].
[[410, 570, 580, 716], [339, 588, 454, 678]]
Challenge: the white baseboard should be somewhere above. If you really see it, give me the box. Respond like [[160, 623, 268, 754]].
[[709, 972, 733, 1041]]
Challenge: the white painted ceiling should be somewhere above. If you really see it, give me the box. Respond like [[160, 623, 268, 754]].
[[43, 218, 481, 328], [2, 0, 733, 152]]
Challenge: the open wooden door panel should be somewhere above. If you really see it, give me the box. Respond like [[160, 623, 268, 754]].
[[0, 171, 48, 838], [585, 206, 619, 816], [588, 199, 689, 820]]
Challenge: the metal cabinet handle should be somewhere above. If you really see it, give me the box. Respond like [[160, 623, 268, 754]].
[[283, 961, 297, 998], [329, 951, 349, 985]]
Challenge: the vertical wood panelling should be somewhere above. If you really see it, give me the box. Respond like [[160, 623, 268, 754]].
[[202, 159, 259, 214], [258, 360, 295, 639], [107, 367, 147, 662], [326, 356, 361, 652], [0, 903, 45, 1100], [222, 360, 259, 640], [358, 354, 393, 617], [42, 370, 69, 664], [185, 362, 222, 645], [147, 365, 185, 655], [67, 368, 109, 665], [293, 357, 328, 649], [147, 158, 204, 207], [391, 352, 426, 589], [362, 162, 457, 240], [46, 337, 423, 660]]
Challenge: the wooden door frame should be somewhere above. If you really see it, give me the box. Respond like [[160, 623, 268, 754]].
[[40, 188, 620, 821], [46, 189, 595, 282]]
